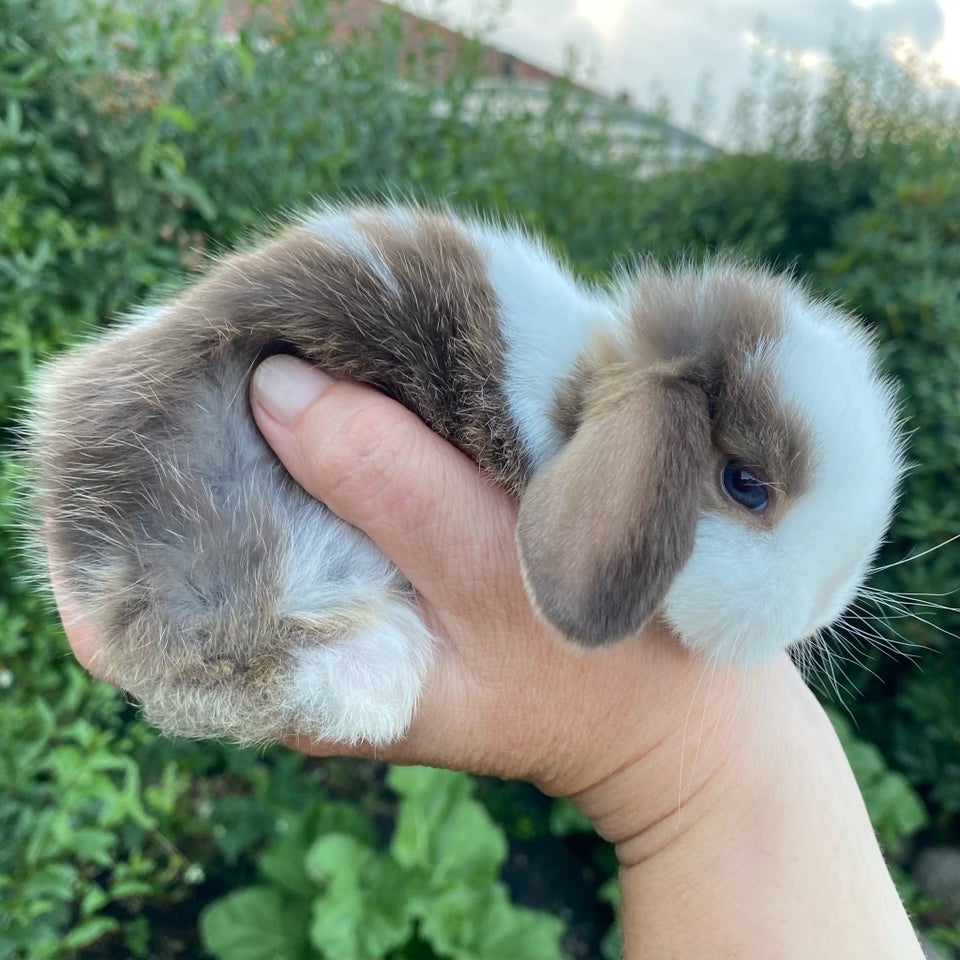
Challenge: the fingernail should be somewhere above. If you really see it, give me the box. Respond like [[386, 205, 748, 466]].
[[252, 355, 333, 425]]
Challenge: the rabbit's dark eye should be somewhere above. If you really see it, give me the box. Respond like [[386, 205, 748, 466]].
[[721, 461, 769, 512]]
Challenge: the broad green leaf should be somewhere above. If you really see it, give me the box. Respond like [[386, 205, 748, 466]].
[[199, 886, 309, 960], [389, 766, 506, 883], [258, 817, 316, 898], [420, 882, 564, 959], [416, 882, 491, 954], [304, 832, 370, 888], [475, 890, 566, 960], [310, 863, 414, 959], [307, 834, 414, 958]]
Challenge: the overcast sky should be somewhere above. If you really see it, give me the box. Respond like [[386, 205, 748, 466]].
[[397, 0, 958, 138]]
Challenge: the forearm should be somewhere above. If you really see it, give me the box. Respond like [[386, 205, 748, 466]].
[[577, 657, 922, 959]]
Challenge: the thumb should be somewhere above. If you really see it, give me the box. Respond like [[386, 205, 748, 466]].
[[249, 355, 519, 613]]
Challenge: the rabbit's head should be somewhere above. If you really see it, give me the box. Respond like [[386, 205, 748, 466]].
[[517, 262, 904, 665]]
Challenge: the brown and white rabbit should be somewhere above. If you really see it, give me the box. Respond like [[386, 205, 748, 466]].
[[28, 202, 904, 745]]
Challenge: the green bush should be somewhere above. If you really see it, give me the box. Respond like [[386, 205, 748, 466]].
[[1, 0, 957, 956], [199, 767, 564, 960]]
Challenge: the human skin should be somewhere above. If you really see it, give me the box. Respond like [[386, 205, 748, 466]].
[[55, 354, 923, 959]]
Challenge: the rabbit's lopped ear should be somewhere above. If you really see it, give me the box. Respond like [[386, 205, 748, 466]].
[[517, 373, 711, 647]]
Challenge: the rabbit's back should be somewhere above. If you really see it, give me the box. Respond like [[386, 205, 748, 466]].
[[31, 203, 603, 744], [37, 328, 429, 742], [29, 203, 906, 744]]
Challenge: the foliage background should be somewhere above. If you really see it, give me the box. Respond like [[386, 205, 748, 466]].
[[0, 0, 957, 957]]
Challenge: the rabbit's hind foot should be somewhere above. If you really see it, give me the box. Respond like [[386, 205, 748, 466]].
[[124, 594, 433, 748], [282, 595, 433, 746]]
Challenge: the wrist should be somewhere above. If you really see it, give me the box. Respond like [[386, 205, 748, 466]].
[[562, 641, 778, 862], [566, 652, 923, 959]]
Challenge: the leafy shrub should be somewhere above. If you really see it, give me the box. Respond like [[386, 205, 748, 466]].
[[816, 142, 960, 836], [200, 767, 564, 959], [1, 0, 956, 956]]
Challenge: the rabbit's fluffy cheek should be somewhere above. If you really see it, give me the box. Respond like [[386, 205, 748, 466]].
[[661, 514, 815, 666], [806, 564, 865, 636]]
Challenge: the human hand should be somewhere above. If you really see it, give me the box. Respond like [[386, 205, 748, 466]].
[[51, 355, 923, 958], [53, 354, 754, 843]]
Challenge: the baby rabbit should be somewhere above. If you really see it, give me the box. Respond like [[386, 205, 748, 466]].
[[29, 202, 904, 745]]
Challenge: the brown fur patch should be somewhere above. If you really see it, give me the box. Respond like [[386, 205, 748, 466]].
[[620, 262, 812, 503], [518, 369, 711, 646], [176, 214, 532, 493], [550, 325, 628, 439]]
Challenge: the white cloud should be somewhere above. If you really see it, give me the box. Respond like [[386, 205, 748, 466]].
[[399, 0, 952, 136]]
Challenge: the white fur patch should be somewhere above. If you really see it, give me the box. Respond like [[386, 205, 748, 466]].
[[663, 295, 903, 666], [275, 496, 431, 744], [769, 297, 903, 626], [286, 600, 431, 745], [277, 499, 396, 619], [470, 224, 613, 469], [299, 205, 400, 294], [663, 515, 799, 666], [374, 203, 418, 234]]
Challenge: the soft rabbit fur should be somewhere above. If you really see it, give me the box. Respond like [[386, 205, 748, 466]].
[[28, 202, 904, 745]]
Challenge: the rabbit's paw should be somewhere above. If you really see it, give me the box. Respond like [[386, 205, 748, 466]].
[[284, 598, 433, 746]]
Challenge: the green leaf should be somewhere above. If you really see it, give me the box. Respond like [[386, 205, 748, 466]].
[[310, 866, 413, 959], [598, 877, 621, 960], [153, 103, 197, 132], [258, 819, 315, 898], [548, 798, 593, 836], [415, 882, 489, 954], [61, 916, 120, 950], [304, 832, 370, 888], [389, 766, 506, 884], [199, 886, 310, 960], [21, 863, 77, 902], [419, 883, 564, 959], [475, 890, 566, 960], [306, 834, 414, 958]]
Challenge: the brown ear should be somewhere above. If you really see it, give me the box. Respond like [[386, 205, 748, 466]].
[[517, 373, 711, 647]]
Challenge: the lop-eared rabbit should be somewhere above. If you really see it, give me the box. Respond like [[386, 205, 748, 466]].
[[29, 203, 903, 745]]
